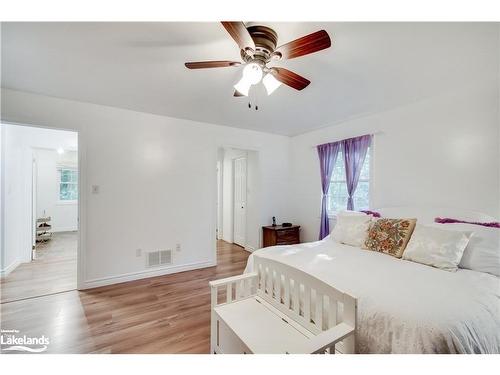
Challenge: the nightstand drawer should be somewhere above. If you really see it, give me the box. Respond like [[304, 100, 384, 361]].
[[276, 229, 298, 238]]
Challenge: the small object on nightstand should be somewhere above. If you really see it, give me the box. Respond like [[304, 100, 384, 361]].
[[282, 222, 292, 227], [272, 216, 276, 227], [262, 225, 300, 248]]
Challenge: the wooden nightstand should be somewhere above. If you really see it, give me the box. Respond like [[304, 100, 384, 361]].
[[262, 225, 300, 248]]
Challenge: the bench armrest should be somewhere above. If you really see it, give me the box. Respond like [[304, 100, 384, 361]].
[[209, 272, 258, 288], [210, 272, 258, 307], [307, 323, 355, 354]]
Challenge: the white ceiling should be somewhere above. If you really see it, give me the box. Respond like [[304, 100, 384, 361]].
[[1, 22, 498, 136]]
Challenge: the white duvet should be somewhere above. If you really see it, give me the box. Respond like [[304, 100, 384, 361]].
[[245, 239, 500, 353]]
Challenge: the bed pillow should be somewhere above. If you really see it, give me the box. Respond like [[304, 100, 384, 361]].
[[402, 224, 472, 272], [433, 223, 499, 276], [331, 211, 372, 247], [364, 218, 416, 258]]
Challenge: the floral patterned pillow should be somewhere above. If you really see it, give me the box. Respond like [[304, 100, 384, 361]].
[[364, 218, 417, 258]]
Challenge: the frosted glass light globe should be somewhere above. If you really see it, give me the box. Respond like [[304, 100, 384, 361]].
[[263, 73, 282, 95], [242, 63, 263, 84]]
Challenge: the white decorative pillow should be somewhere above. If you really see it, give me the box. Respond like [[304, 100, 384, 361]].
[[402, 224, 472, 272], [432, 223, 499, 277], [331, 211, 372, 247]]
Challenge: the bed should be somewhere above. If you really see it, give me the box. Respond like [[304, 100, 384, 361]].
[[245, 207, 500, 354]]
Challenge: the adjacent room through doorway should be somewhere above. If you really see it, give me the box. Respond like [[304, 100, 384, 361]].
[[0, 123, 79, 303], [216, 147, 260, 262]]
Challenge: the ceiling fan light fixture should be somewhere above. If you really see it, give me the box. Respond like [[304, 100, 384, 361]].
[[263, 73, 282, 95]]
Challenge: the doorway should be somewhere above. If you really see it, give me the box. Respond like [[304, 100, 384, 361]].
[[0, 123, 79, 303], [216, 147, 260, 258]]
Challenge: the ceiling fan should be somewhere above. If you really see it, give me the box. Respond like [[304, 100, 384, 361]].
[[185, 22, 331, 97]]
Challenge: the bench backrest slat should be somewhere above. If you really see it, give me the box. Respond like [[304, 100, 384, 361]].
[[254, 255, 356, 335]]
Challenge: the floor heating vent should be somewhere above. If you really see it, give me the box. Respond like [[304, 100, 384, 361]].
[[147, 250, 172, 267]]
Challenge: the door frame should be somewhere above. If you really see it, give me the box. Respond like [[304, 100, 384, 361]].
[[213, 144, 260, 264], [216, 160, 223, 240], [31, 151, 37, 260], [1, 121, 85, 290]]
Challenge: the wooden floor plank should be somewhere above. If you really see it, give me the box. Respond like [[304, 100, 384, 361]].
[[0, 240, 249, 354]]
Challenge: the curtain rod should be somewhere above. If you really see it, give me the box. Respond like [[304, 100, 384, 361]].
[[309, 131, 383, 149]]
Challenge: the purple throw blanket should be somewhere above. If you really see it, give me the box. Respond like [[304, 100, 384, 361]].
[[434, 217, 500, 228]]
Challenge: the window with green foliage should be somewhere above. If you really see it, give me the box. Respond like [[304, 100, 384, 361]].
[[59, 168, 78, 201], [327, 148, 370, 215]]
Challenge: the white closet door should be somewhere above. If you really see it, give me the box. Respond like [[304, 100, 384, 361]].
[[233, 157, 247, 247]]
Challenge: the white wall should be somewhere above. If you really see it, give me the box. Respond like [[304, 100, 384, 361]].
[[34, 148, 78, 232], [245, 150, 260, 251], [289, 81, 500, 242], [1, 89, 291, 287], [1, 124, 30, 274]]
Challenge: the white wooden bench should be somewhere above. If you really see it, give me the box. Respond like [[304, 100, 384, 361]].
[[209, 256, 357, 354]]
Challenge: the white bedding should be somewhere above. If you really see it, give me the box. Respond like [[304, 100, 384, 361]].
[[245, 239, 500, 353]]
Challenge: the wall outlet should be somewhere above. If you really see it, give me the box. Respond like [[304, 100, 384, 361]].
[[176, 243, 181, 252], [136, 248, 142, 257]]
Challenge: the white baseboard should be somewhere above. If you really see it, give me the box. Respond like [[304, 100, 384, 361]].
[[222, 236, 233, 243], [0, 260, 22, 278], [81, 260, 217, 289], [244, 245, 256, 252]]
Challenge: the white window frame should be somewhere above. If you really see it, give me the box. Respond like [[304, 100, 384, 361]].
[[57, 166, 78, 204], [326, 145, 373, 219]]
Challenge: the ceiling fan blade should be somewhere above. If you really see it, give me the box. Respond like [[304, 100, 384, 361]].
[[272, 68, 310, 90], [221, 22, 255, 51], [274, 30, 331, 60], [233, 90, 244, 97], [185, 61, 241, 69]]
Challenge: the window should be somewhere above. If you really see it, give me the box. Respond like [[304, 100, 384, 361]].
[[59, 168, 78, 201], [327, 148, 370, 215]]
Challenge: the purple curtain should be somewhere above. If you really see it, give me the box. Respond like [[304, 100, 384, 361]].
[[317, 142, 341, 240], [342, 135, 372, 210]]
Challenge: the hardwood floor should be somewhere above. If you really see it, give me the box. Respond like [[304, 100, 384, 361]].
[[0, 240, 250, 354], [0, 231, 77, 303]]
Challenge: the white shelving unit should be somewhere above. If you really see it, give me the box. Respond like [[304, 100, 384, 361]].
[[36, 216, 52, 243]]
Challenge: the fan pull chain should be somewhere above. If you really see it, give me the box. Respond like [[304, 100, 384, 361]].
[[246, 88, 259, 110]]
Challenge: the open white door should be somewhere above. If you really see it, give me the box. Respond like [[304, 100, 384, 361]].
[[233, 157, 247, 247]]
